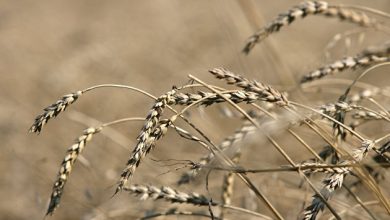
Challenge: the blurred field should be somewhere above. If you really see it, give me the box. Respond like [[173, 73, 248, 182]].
[[1, 0, 390, 219]]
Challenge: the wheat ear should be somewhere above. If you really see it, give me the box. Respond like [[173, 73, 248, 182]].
[[220, 152, 241, 219], [301, 45, 390, 83], [209, 68, 289, 106], [124, 184, 216, 206], [117, 119, 173, 193], [30, 91, 82, 133], [46, 126, 101, 216], [243, 1, 376, 54], [126, 184, 272, 219]]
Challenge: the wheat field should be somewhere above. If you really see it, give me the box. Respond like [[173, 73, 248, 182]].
[[1, 1, 390, 219]]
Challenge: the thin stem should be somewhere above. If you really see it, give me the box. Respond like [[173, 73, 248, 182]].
[[222, 204, 272, 220], [102, 117, 145, 127], [82, 84, 157, 99], [207, 163, 390, 174], [368, 98, 390, 118]]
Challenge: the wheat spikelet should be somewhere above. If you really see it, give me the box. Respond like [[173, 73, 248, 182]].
[[46, 126, 102, 216], [209, 68, 289, 106], [30, 91, 82, 133], [352, 139, 376, 161], [243, 1, 376, 54], [124, 184, 216, 206]]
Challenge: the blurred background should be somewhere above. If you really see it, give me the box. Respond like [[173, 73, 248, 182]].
[[1, 0, 389, 219]]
